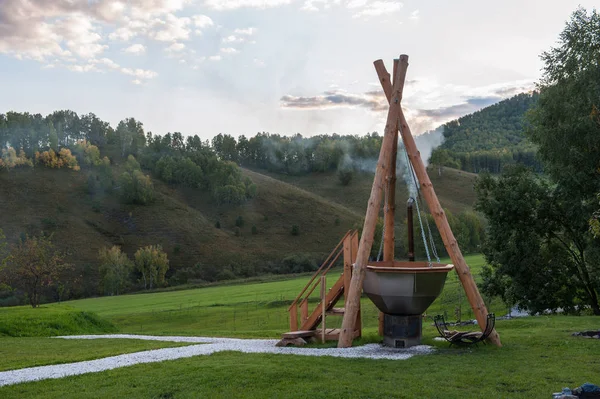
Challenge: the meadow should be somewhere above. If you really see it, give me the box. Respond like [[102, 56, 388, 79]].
[[1, 253, 598, 398]]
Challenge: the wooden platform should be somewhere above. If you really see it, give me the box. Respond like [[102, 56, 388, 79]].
[[278, 328, 361, 346], [281, 330, 317, 339]]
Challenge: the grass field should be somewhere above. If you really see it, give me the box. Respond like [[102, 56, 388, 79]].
[[23, 254, 499, 338], [0, 316, 598, 398], [1, 253, 598, 398]]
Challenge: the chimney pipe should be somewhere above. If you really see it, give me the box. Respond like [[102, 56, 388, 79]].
[[407, 198, 415, 262]]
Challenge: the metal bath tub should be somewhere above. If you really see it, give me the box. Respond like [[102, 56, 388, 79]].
[[363, 261, 454, 315]]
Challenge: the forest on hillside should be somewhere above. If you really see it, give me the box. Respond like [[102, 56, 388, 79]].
[[430, 92, 541, 173]]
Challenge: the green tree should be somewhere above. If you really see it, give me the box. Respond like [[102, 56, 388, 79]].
[[475, 167, 599, 314], [591, 193, 600, 239], [0, 234, 71, 308], [429, 149, 459, 176], [475, 7, 600, 316], [134, 245, 169, 290], [118, 155, 154, 205], [48, 121, 58, 151], [0, 228, 8, 268], [98, 246, 132, 296], [338, 167, 354, 186]]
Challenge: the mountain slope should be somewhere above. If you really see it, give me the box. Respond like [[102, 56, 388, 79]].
[[0, 167, 361, 295], [431, 92, 541, 173]]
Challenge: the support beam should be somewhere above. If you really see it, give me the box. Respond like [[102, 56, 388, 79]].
[[383, 59, 399, 263], [337, 56, 407, 348], [374, 56, 502, 347]]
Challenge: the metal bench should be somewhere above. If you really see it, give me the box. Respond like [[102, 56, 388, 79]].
[[434, 313, 495, 347]]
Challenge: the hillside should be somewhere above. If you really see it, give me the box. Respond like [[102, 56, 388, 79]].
[[255, 166, 478, 216], [0, 166, 360, 297], [430, 92, 541, 173], [0, 157, 479, 298]]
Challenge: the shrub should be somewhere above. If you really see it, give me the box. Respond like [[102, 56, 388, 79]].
[[338, 167, 354, 186], [134, 245, 169, 290], [251, 225, 258, 235], [35, 148, 80, 171], [276, 253, 318, 274], [98, 246, 132, 296], [234, 227, 241, 237], [235, 216, 245, 227], [73, 140, 102, 166], [335, 217, 341, 226], [0, 148, 33, 170], [291, 225, 300, 236], [215, 221, 221, 229], [118, 164, 155, 205], [41, 217, 57, 231]]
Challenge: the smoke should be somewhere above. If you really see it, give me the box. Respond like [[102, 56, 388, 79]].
[[341, 126, 445, 198]]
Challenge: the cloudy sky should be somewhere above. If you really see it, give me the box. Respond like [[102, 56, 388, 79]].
[[0, 0, 596, 138]]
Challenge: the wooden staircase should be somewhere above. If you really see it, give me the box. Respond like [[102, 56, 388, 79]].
[[277, 230, 362, 346]]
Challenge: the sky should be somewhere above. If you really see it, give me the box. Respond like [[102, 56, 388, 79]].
[[0, 0, 597, 139]]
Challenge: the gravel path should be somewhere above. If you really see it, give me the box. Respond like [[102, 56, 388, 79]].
[[0, 334, 433, 387]]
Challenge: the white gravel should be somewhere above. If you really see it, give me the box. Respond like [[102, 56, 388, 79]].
[[0, 334, 433, 387]]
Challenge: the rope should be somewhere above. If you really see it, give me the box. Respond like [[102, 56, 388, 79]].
[[401, 145, 432, 265], [405, 152, 441, 264], [412, 193, 432, 265]]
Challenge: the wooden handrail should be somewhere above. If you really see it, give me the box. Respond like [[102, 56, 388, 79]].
[[287, 230, 353, 310], [300, 248, 344, 303]]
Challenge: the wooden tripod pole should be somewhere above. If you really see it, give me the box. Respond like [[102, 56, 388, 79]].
[[374, 56, 502, 347], [383, 58, 399, 263], [337, 56, 407, 348]]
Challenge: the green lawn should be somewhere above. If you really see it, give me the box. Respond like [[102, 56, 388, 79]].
[[0, 338, 191, 372], [25, 254, 494, 338], [0, 254, 505, 339], [1, 253, 598, 398], [1, 317, 598, 398]]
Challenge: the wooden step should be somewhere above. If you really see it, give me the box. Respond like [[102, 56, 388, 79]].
[[326, 307, 345, 315], [281, 330, 317, 339], [314, 328, 361, 341]]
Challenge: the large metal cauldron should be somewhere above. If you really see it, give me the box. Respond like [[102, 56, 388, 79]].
[[363, 261, 454, 316]]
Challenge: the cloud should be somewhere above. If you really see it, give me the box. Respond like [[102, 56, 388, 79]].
[[253, 58, 266, 67], [352, 1, 403, 18], [204, 0, 293, 11], [280, 79, 535, 134], [234, 27, 257, 35], [209, 55, 222, 61], [221, 27, 257, 44], [220, 47, 239, 54], [280, 90, 387, 111], [121, 67, 158, 79], [0, 0, 217, 83], [192, 14, 214, 35], [68, 63, 99, 73], [150, 14, 192, 42], [410, 9, 419, 20], [124, 43, 147, 55], [167, 42, 186, 52], [222, 35, 244, 43]]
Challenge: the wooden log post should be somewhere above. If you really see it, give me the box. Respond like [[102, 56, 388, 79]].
[[320, 275, 326, 343], [337, 57, 407, 348], [380, 59, 399, 336], [374, 56, 502, 347]]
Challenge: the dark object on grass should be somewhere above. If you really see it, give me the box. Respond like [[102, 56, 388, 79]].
[[434, 313, 495, 346], [572, 383, 600, 399], [572, 330, 600, 339]]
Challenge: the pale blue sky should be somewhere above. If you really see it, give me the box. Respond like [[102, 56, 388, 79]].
[[0, 0, 596, 138]]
